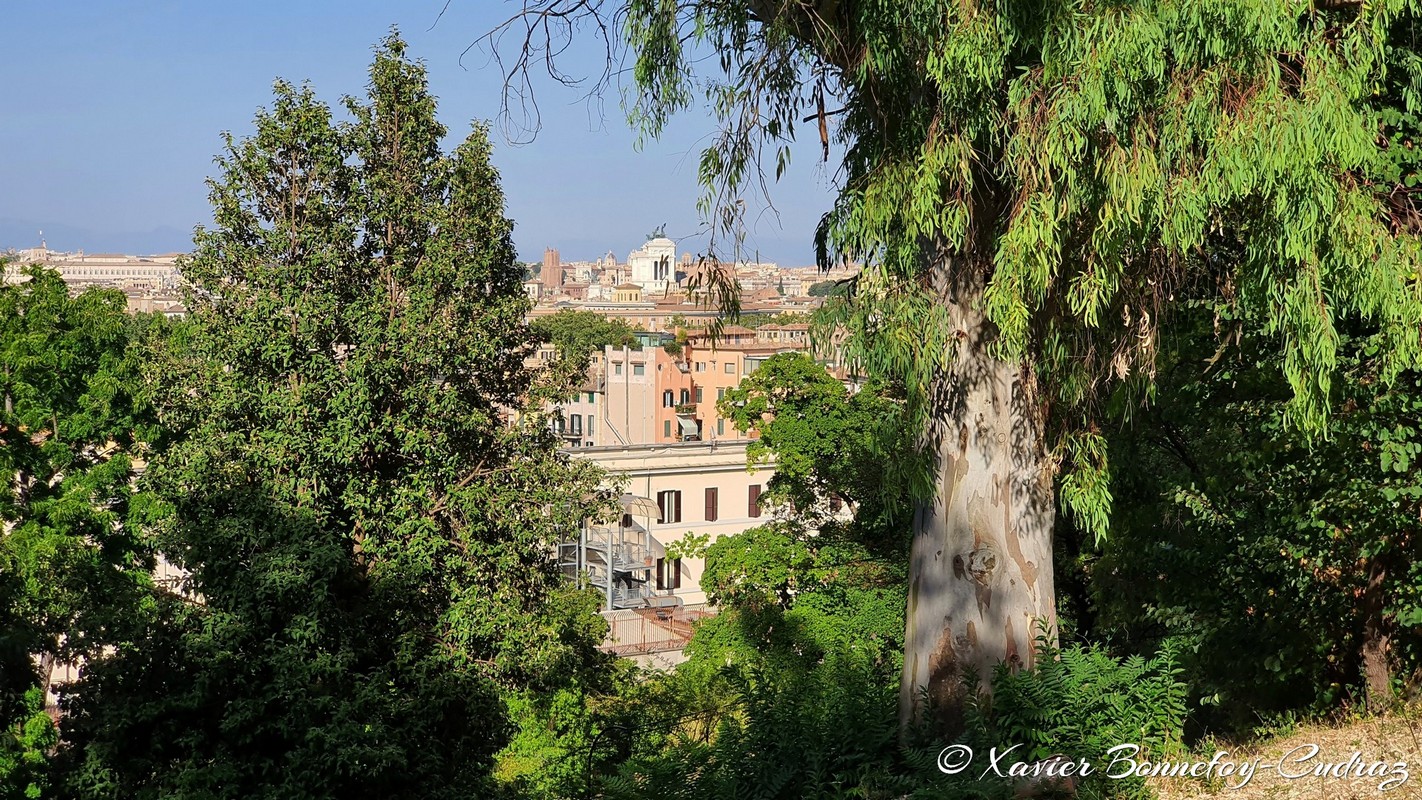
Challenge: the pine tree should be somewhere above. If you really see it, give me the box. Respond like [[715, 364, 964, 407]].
[[59, 35, 610, 798], [491, 1, 1422, 734]]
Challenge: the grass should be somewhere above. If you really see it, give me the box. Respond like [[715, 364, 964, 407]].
[[1152, 707, 1422, 800]]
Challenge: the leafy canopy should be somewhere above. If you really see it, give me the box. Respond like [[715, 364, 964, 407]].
[[718, 351, 916, 520], [1095, 307, 1422, 722], [58, 35, 612, 800], [532, 309, 639, 362], [0, 267, 163, 800], [499, 0, 1422, 534]]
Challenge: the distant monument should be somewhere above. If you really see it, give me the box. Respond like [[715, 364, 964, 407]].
[[542, 247, 563, 291], [628, 228, 676, 293]]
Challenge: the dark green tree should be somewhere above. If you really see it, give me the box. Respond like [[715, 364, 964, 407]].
[[0, 266, 163, 800], [531, 309, 639, 363], [1095, 309, 1422, 724], [58, 36, 611, 799], [490, 0, 1422, 732], [719, 352, 914, 533], [1090, 17, 1422, 725]]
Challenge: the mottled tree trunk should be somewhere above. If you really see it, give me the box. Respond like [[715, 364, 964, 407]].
[[1360, 557, 1393, 714], [899, 252, 1057, 737]]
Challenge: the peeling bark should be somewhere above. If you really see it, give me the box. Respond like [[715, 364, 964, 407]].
[[899, 251, 1057, 737], [1360, 557, 1394, 714]]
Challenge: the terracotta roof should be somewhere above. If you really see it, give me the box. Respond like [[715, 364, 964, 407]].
[[718, 324, 757, 336]]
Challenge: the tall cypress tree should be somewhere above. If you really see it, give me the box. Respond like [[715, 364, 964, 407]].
[[59, 35, 609, 799]]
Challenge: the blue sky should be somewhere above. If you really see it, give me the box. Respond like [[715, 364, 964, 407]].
[[0, 1, 838, 265]]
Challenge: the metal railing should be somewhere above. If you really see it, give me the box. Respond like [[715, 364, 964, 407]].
[[600, 604, 714, 656]]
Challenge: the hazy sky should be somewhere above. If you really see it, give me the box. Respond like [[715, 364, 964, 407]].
[[1, 1, 839, 265]]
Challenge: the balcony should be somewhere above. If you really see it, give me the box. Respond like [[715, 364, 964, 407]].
[[674, 403, 698, 416]]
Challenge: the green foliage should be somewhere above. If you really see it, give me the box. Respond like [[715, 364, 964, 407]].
[[719, 352, 919, 530], [0, 689, 57, 800], [606, 0, 1422, 538], [494, 624, 641, 800], [962, 640, 1188, 800], [532, 309, 639, 363], [0, 266, 164, 798], [1094, 305, 1422, 728], [807, 280, 847, 298], [698, 523, 813, 611], [56, 35, 611, 799], [605, 521, 908, 800], [663, 531, 708, 561], [732, 311, 811, 329], [499, 688, 602, 800]]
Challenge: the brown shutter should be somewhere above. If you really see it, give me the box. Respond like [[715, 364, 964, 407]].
[[655, 557, 666, 590], [705, 487, 718, 522], [674, 491, 682, 523], [672, 558, 682, 589], [749, 484, 761, 518], [657, 491, 669, 524]]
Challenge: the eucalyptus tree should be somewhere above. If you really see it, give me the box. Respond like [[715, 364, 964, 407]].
[[59, 36, 611, 799], [486, 1, 1422, 733]]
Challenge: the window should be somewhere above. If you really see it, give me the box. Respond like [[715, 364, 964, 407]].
[[633, 363, 645, 377], [725, 362, 735, 374], [663, 390, 675, 408], [655, 557, 682, 590], [569, 415, 582, 436], [664, 419, 672, 438], [587, 392, 596, 404], [695, 387, 704, 403], [717, 388, 726, 401], [695, 362, 705, 372], [657, 490, 682, 524], [705, 487, 719, 522], [717, 418, 725, 436], [748, 484, 762, 518], [586, 415, 595, 438], [680, 388, 690, 404], [614, 363, 623, 375], [621, 512, 634, 528]]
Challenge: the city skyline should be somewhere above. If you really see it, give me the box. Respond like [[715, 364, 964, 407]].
[[1, 1, 839, 266]]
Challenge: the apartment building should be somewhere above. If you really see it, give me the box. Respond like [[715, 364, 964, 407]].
[[681, 327, 810, 441], [4, 248, 182, 289], [561, 439, 774, 664], [540, 321, 820, 454], [528, 301, 724, 332], [756, 322, 810, 345], [591, 346, 658, 446]]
